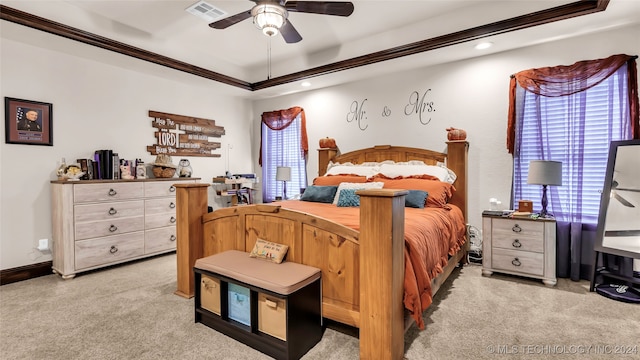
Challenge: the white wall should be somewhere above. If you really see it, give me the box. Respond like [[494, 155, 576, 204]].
[[252, 24, 640, 232], [0, 36, 253, 270]]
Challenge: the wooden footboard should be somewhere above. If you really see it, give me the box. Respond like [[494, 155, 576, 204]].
[[174, 141, 469, 360]]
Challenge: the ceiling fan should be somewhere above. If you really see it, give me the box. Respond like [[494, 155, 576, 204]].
[[209, 1, 355, 44]]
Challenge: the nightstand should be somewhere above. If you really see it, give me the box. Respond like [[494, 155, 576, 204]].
[[482, 213, 557, 286]]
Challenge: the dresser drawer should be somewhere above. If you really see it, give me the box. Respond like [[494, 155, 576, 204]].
[[145, 198, 177, 215], [75, 216, 144, 240], [145, 213, 177, 229], [74, 200, 144, 222], [144, 181, 180, 198], [491, 218, 544, 252], [74, 182, 143, 203], [75, 232, 145, 270], [145, 226, 177, 253], [492, 248, 544, 276]]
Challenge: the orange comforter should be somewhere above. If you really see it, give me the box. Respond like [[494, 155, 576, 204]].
[[276, 200, 467, 329]]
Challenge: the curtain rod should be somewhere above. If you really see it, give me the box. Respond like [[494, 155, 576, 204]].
[[509, 55, 638, 78]]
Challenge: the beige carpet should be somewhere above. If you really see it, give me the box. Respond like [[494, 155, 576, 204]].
[[1, 253, 638, 360]]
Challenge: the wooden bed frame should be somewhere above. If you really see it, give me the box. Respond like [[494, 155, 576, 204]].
[[173, 141, 468, 360]]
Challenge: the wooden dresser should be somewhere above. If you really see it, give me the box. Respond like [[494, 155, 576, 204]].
[[482, 214, 557, 286], [51, 178, 199, 279]]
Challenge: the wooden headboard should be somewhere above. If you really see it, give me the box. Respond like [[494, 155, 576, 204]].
[[317, 142, 469, 219]]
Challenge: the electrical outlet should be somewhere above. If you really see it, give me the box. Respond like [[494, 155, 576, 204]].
[[37, 238, 49, 251]]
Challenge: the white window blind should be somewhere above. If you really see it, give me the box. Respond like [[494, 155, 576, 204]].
[[261, 115, 307, 202], [514, 65, 631, 224]]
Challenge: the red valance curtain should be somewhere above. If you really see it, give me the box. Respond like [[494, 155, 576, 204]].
[[507, 54, 639, 153], [259, 106, 308, 166]]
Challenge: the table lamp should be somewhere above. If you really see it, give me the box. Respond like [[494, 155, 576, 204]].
[[527, 160, 562, 218], [276, 166, 291, 200]]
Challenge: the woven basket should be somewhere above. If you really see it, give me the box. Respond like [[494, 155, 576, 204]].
[[152, 166, 176, 178]]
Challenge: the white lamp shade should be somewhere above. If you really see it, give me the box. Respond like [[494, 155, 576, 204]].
[[276, 166, 291, 181], [527, 160, 563, 186]]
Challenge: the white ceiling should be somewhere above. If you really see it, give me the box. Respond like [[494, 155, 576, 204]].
[[2, 0, 640, 99]]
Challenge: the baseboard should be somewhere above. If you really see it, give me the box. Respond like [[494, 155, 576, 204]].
[[1, 261, 53, 286]]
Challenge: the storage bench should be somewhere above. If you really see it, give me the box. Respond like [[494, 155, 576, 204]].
[[194, 250, 323, 360]]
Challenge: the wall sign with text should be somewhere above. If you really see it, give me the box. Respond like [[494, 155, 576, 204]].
[[147, 110, 225, 158], [345, 88, 436, 130]]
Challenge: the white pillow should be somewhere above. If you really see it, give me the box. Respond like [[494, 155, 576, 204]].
[[325, 164, 379, 178], [377, 163, 450, 182], [437, 162, 457, 184], [333, 182, 384, 205]]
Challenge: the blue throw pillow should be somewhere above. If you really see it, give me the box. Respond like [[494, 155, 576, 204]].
[[299, 185, 338, 203], [337, 189, 360, 207], [405, 190, 428, 208]]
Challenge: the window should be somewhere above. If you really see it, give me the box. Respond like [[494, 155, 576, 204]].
[[512, 65, 632, 224], [261, 112, 308, 202]]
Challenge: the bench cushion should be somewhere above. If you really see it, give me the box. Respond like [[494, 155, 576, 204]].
[[194, 250, 321, 295]]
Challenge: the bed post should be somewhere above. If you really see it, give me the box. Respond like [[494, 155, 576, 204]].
[[358, 188, 407, 360], [173, 183, 209, 298], [446, 141, 469, 220], [318, 147, 338, 176]]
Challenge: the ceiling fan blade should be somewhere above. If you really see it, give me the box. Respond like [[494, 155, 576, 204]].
[[613, 192, 635, 208], [280, 19, 302, 43], [285, 1, 354, 16], [209, 10, 252, 29]]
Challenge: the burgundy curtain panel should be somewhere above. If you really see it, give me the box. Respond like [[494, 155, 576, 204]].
[[259, 106, 308, 166]]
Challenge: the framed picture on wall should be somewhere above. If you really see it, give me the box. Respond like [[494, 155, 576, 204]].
[[4, 97, 53, 146]]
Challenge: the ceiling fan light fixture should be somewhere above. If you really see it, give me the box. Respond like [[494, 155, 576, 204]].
[[252, 4, 287, 37]]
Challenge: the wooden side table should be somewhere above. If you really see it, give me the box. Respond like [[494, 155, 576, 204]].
[[482, 212, 557, 286]]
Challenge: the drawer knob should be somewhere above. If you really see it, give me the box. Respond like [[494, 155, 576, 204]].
[[108, 188, 117, 196], [110, 245, 118, 254], [512, 239, 522, 248], [512, 258, 521, 267], [169, 202, 176, 209], [109, 224, 118, 232], [512, 224, 522, 233], [170, 235, 177, 242], [108, 207, 117, 215], [169, 186, 176, 192], [170, 216, 176, 223]]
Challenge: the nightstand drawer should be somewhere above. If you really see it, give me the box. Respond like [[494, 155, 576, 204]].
[[492, 233, 543, 253], [492, 248, 544, 276]]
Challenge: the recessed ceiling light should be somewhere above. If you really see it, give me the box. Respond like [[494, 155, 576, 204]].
[[301, 82, 311, 87], [475, 42, 493, 50]]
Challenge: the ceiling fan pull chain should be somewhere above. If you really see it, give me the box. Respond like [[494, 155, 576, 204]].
[[267, 37, 272, 80]]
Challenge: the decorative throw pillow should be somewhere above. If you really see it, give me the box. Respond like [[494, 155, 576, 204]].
[[249, 239, 289, 264], [405, 190, 428, 208], [332, 181, 384, 205], [300, 185, 338, 203], [336, 189, 361, 207]]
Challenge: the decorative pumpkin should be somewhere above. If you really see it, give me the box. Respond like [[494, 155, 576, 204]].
[[446, 127, 467, 141], [319, 137, 337, 149]]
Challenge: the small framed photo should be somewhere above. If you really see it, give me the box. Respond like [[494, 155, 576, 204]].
[[4, 97, 53, 146]]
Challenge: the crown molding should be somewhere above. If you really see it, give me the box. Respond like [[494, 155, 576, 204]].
[[1, 1, 609, 92]]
